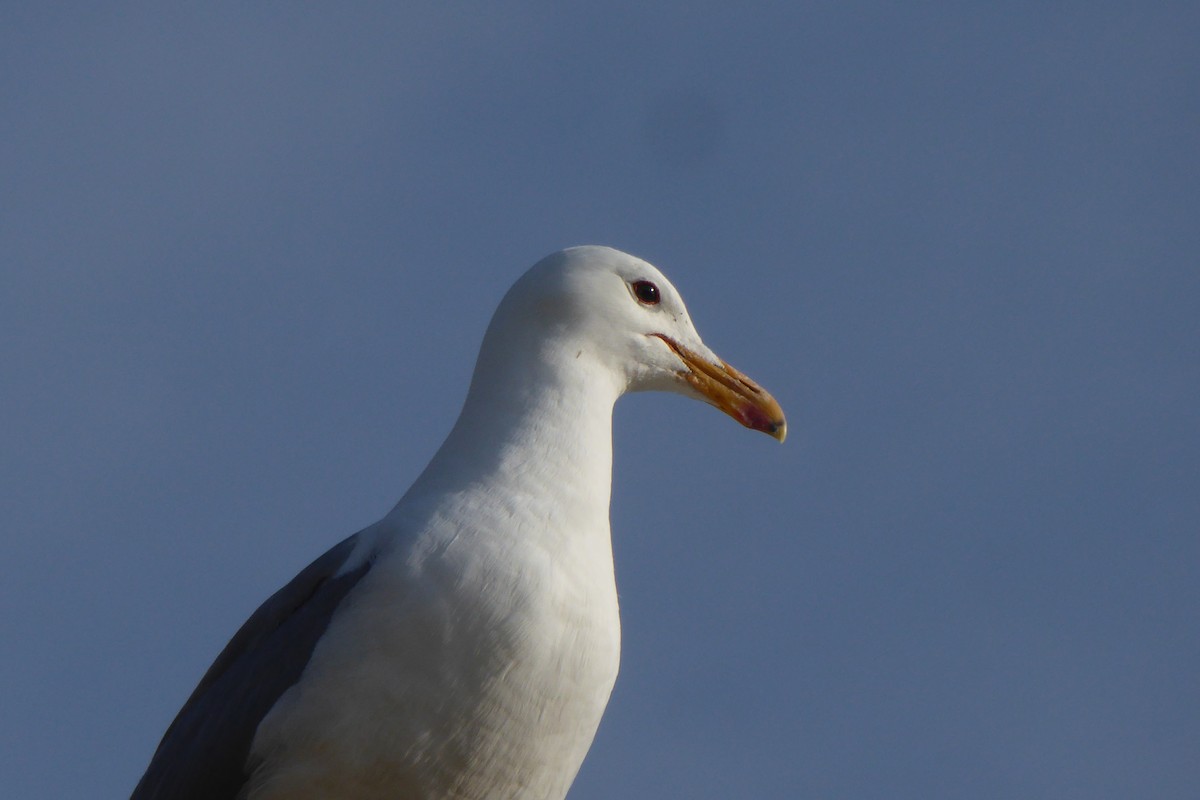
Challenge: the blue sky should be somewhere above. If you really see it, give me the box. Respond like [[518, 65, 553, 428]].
[[2, 4, 1197, 798]]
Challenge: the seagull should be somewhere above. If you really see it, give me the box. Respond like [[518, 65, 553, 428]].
[[131, 246, 786, 800]]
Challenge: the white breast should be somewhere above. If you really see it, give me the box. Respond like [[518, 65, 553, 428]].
[[245, 502, 621, 800]]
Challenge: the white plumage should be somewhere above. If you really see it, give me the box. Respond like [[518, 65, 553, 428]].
[[132, 246, 785, 800]]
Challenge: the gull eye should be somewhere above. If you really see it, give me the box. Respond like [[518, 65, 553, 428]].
[[631, 280, 661, 306]]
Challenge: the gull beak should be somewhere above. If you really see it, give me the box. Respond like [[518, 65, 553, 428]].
[[651, 334, 787, 443]]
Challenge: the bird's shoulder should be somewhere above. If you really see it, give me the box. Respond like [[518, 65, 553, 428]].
[[131, 527, 379, 800]]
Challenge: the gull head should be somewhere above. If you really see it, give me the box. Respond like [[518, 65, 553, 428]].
[[481, 246, 786, 442]]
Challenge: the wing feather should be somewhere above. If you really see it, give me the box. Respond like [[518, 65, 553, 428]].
[[131, 532, 374, 800]]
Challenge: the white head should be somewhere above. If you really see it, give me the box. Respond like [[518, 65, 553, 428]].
[[476, 246, 786, 441]]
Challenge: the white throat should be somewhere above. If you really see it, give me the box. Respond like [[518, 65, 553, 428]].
[[393, 334, 625, 543]]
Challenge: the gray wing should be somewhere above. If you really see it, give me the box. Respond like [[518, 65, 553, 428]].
[[131, 532, 374, 800]]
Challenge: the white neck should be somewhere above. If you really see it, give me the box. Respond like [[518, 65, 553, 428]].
[[389, 339, 624, 542]]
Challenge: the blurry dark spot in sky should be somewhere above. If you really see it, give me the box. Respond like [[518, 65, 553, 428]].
[[641, 89, 726, 170]]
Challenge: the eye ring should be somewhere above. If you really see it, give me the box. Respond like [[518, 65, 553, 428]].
[[631, 280, 661, 306]]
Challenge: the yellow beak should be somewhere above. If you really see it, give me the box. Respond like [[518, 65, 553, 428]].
[[652, 334, 787, 443]]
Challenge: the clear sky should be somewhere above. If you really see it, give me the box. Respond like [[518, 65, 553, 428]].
[[2, 4, 1197, 798]]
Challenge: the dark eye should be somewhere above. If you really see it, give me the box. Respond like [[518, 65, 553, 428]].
[[631, 280, 660, 306]]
